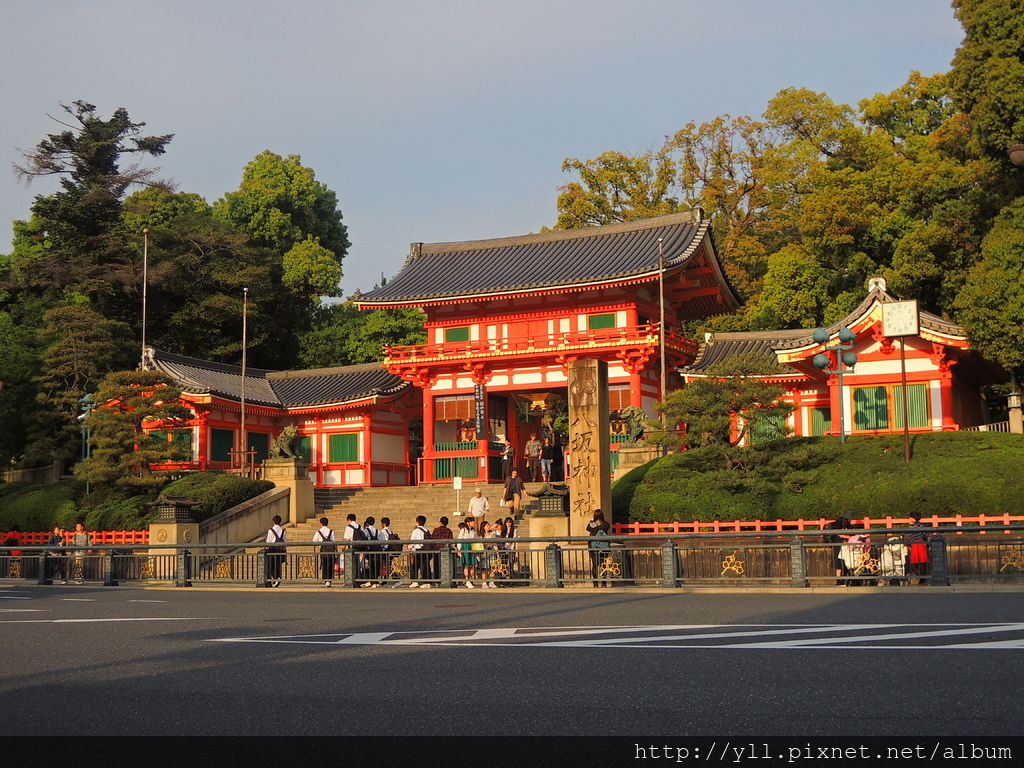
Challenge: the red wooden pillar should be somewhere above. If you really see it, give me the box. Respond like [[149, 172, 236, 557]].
[[422, 391, 435, 482], [196, 410, 209, 470], [939, 374, 955, 431], [362, 413, 373, 486]]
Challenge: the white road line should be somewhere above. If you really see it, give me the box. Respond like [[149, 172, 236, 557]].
[[0, 596, 31, 600], [60, 598, 96, 602], [0, 617, 209, 624], [729, 623, 1024, 648], [0, 609, 46, 613], [537, 624, 890, 647], [127, 599, 167, 603]]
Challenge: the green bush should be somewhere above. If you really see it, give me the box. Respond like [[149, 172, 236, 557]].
[[621, 432, 1024, 522], [161, 473, 274, 523], [0, 480, 83, 531]]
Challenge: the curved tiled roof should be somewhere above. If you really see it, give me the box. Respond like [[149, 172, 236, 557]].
[[681, 282, 969, 373], [146, 349, 409, 408], [358, 212, 739, 306]]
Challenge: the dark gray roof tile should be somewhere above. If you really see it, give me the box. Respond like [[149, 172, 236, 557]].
[[147, 349, 408, 409], [358, 212, 737, 306]]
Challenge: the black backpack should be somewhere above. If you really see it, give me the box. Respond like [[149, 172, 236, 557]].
[[350, 524, 368, 542], [318, 528, 337, 554]]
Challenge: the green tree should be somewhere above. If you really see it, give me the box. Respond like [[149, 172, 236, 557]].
[[554, 150, 679, 229], [954, 197, 1024, 382], [0, 311, 40, 464], [214, 150, 349, 294], [10, 101, 172, 317], [948, 0, 1024, 171], [23, 303, 133, 466], [649, 353, 794, 450], [297, 302, 426, 367], [74, 370, 193, 492]]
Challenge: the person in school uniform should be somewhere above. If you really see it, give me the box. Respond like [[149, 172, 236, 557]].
[[312, 517, 336, 587], [264, 515, 286, 587], [361, 516, 380, 586], [408, 515, 432, 588]]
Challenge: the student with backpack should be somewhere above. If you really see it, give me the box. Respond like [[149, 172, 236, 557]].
[[376, 516, 399, 587], [361, 517, 380, 586], [343, 513, 369, 586], [312, 517, 337, 587], [264, 515, 286, 588], [408, 515, 432, 588]]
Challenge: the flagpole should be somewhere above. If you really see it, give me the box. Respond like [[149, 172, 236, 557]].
[[141, 228, 149, 367], [239, 287, 248, 472]]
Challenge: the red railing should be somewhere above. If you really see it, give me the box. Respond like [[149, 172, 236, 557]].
[[611, 514, 1024, 536], [384, 323, 699, 364], [2, 530, 150, 545]]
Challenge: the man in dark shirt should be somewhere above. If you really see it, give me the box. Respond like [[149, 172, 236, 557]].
[[503, 469, 526, 514], [430, 516, 454, 580]]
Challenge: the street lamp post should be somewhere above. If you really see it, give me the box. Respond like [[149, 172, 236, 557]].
[[812, 327, 858, 443]]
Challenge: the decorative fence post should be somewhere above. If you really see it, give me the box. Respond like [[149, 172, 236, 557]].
[[929, 536, 949, 587], [342, 549, 356, 588], [102, 551, 118, 587], [37, 551, 51, 585], [256, 548, 268, 588], [175, 548, 192, 587], [544, 543, 562, 588], [439, 548, 454, 588], [660, 541, 678, 588], [790, 538, 808, 587]]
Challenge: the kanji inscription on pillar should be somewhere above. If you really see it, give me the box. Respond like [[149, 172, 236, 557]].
[[567, 358, 611, 537]]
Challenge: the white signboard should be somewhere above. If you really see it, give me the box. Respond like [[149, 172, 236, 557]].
[[882, 300, 920, 338], [452, 476, 463, 490]]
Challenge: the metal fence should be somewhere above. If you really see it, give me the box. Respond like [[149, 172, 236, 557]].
[[3, 526, 1023, 589]]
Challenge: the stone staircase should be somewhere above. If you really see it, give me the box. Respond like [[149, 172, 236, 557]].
[[288, 483, 547, 541]]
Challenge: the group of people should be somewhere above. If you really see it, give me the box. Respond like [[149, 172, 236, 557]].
[[824, 510, 933, 586], [501, 432, 562, 483], [29, 524, 92, 584], [264, 510, 520, 589]]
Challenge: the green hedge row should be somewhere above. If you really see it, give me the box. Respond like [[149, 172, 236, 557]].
[[614, 432, 1024, 522], [0, 472, 274, 531]]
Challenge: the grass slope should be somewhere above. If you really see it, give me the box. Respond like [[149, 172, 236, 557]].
[[615, 432, 1024, 522]]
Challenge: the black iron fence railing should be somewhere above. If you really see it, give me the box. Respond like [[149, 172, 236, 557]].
[[3, 526, 1023, 589]]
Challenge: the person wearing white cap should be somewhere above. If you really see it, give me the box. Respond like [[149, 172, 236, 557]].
[[467, 487, 489, 529]]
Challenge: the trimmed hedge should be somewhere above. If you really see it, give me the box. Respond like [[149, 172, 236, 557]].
[[0, 471, 274, 531], [161, 473, 274, 523], [614, 432, 1024, 522], [0, 480, 82, 531]]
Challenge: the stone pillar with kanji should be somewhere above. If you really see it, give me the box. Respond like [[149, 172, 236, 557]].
[[567, 358, 612, 538]]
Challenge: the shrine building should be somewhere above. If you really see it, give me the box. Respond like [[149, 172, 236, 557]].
[[144, 349, 419, 487], [679, 277, 999, 443], [144, 213, 1002, 489], [356, 211, 740, 483]]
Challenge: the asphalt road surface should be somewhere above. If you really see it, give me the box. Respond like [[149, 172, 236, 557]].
[[2, 584, 1022, 738]]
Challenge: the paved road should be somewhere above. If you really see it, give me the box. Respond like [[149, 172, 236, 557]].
[[1, 584, 1021, 737]]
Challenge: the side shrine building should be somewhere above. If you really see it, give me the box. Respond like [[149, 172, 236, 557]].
[[146, 213, 1002, 488]]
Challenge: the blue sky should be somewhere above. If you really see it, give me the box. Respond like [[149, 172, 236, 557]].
[[1, 0, 964, 295]]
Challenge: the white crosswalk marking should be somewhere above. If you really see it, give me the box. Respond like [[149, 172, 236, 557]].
[[209, 623, 1024, 650]]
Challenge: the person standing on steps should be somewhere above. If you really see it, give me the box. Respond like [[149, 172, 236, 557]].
[[312, 517, 336, 587], [468, 487, 489, 531], [523, 433, 542, 482], [503, 469, 526, 514]]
